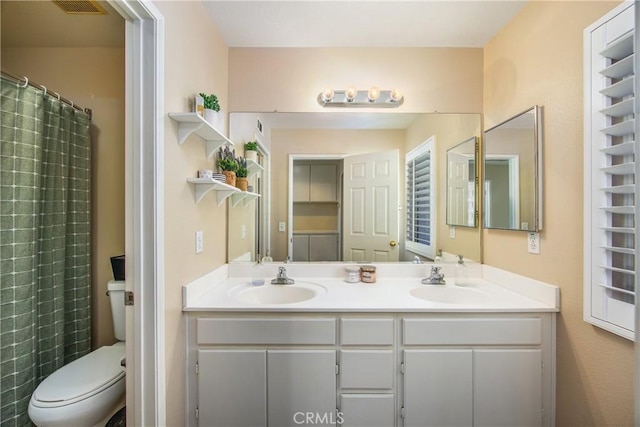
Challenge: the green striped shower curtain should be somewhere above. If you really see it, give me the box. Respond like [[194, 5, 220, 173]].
[[0, 77, 92, 427]]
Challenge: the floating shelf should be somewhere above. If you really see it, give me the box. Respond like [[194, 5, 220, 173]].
[[169, 112, 234, 159], [186, 178, 239, 205], [247, 159, 264, 177], [231, 191, 261, 207]]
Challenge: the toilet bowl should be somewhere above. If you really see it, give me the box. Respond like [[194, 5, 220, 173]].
[[28, 281, 126, 427]]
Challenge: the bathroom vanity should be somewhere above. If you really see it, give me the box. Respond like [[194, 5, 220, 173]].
[[183, 263, 558, 427]]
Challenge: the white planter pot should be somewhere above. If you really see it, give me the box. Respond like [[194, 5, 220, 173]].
[[204, 109, 219, 129], [245, 150, 258, 163]]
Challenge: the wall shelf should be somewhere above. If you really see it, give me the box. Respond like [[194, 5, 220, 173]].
[[231, 191, 261, 207], [169, 112, 234, 159], [187, 178, 239, 205], [247, 159, 264, 177]]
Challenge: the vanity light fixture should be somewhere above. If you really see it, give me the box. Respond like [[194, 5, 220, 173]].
[[317, 87, 404, 108]]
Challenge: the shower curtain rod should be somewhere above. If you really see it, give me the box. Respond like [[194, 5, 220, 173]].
[[1, 70, 92, 120]]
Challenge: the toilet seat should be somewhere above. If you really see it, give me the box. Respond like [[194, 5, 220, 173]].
[[31, 343, 125, 408]]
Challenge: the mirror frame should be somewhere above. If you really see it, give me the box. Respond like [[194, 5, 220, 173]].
[[482, 105, 543, 232], [446, 136, 479, 228]]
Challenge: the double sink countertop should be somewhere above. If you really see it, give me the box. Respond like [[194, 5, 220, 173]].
[[183, 262, 559, 313]]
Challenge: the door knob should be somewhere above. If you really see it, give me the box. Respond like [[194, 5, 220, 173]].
[[389, 240, 397, 247]]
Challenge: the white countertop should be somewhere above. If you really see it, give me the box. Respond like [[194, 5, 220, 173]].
[[183, 263, 559, 313]]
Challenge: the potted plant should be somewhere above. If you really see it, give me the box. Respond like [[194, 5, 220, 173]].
[[199, 92, 221, 128], [235, 157, 249, 191], [217, 146, 237, 187], [244, 140, 258, 163]]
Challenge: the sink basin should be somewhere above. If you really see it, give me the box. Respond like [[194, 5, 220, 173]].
[[231, 282, 326, 305], [410, 285, 490, 305]]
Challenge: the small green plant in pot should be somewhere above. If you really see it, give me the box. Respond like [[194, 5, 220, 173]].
[[235, 157, 249, 191], [217, 146, 237, 186], [199, 92, 221, 128], [244, 140, 259, 163]]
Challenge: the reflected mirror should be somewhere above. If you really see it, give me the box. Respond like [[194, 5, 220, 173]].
[[483, 106, 542, 231], [229, 112, 483, 263], [446, 136, 478, 228]]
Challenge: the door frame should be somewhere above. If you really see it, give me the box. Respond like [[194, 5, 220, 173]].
[[287, 154, 344, 259], [107, 1, 165, 425]]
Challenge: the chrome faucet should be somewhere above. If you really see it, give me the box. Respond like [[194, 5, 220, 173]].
[[271, 266, 295, 285], [413, 255, 423, 264], [421, 266, 446, 285]]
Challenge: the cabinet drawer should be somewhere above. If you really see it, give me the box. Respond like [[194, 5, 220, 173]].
[[340, 318, 394, 345], [197, 318, 336, 345], [340, 394, 395, 427], [340, 350, 394, 389], [403, 318, 542, 345]]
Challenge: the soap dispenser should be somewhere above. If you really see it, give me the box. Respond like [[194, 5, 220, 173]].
[[251, 254, 265, 286], [454, 254, 468, 286]]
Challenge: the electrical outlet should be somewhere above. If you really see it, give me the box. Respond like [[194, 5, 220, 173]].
[[195, 231, 203, 254], [528, 232, 540, 254], [241, 225, 246, 240], [279, 222, 286, 232], [449, 225, 456, 239]]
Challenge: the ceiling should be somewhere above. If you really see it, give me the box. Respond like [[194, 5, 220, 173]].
[[203, 0, 527, 48], [1, 1, 527, 49]]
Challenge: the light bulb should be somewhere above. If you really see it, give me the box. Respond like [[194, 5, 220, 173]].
[[390, 88, 402, 102], [368, 86, 380, 102], [345, 87, 357, 102], [321, 88, 334, 103]]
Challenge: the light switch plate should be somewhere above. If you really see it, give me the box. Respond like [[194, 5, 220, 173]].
[[279, 222, 286, 232], [528, 232, 540, 254], [195, 231, 203, 254]]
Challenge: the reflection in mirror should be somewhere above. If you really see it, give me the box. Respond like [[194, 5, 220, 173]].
[[446, 137, 478, 228], [229, 112, 483, 263], [483, 106, 542, 231]]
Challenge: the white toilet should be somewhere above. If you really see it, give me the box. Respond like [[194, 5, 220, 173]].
[[28, 280, 126, 427]]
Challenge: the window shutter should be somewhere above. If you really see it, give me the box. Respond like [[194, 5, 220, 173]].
[[584, 1, 636, 340], [406, 137, 435, 258]]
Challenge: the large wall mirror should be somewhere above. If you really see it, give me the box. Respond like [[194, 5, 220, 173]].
[[446, 136, 478, 228], [229, 112, 483, 263], [483, 106, 542, 231]]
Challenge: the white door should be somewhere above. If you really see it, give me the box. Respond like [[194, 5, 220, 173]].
[[447, 151, 471, 225], [343, 150, 400, 262]]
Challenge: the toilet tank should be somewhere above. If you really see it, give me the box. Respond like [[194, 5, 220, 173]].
[[108, 280, 126, 341]]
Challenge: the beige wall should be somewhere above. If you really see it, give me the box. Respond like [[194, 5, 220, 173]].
[[2, 47, 126, 349], [229, 47, 484, 113], [154, 1, 229, 425], [483, 1, 633, 425]]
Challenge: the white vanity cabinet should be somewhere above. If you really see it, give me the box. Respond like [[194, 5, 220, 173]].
[[186, 312, 555, 427], [339, 318, 396, 427], [189, 316, 338, 427], [401, 315, 553, 427]]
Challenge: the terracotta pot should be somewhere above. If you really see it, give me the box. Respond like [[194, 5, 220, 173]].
[[236, 177, 248, 192], [222, 170, 236, 187]]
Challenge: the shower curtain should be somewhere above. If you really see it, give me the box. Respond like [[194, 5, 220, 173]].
[[0, 77, 92, 426]]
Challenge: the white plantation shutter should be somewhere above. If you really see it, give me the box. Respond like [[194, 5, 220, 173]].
[[406, 137, 436, 258], [584, 1, 636, 340]]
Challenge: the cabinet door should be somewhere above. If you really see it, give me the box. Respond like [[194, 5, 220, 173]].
[[268, 350, 337, 427], [293, 164, 311, 201], [197, 350, 266, 427], [340, 394, 395, 427], [310, 164, 337, 202], [309, 234, 339, 261], [403, 349, 472, 427], [292, 234, 310, 261], [474, 349, 543, 427]]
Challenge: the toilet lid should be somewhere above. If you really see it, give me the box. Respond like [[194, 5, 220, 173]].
[[34, 344, 125, 404]]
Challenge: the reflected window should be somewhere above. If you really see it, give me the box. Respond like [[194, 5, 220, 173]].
[[406, 137, 436, 258]]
